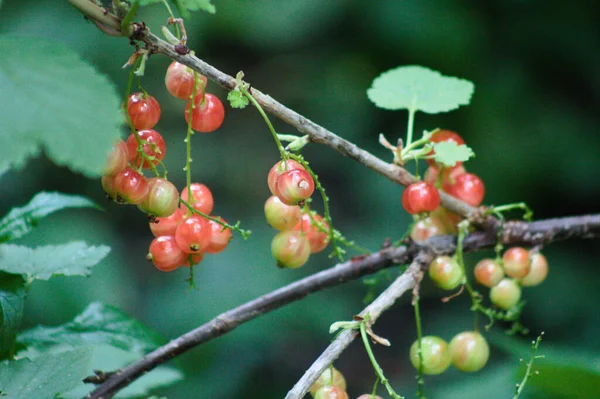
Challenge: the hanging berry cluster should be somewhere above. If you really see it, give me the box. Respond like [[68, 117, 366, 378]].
[[101, 61, 231, 273]]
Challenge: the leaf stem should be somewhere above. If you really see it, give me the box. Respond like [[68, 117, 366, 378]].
[[405, 107, 417, 149]]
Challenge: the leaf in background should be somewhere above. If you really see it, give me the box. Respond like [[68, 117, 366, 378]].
[[0, 242, 110, 281], [367, 65, 474, 113], [0, 347, 93, 399], [0, 273, 26, 360], [139, 0, 215, 15], [0, 36, 121, 177], [431, 141, 474, 167], [532, 364, 600, 399], [19, 302, 165, 356], [0, 192, 100, 243]]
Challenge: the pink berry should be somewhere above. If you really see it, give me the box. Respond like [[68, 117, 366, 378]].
[[275, 169, 315, 205], [126, 129, 166, 169], [402, 181, 440, 214], [314, 386, 349, 399], [138, 178, 179, 218], [175, 215, 212, 254], [267, 160, 305, 196], [410, 216, 446, 243], [184, 93, 225, 133], [103, 140, 129, 177], [147, 235, 187, 272], [150, 208, 184, 237], [293, 213, 330, 254], [205, 217, 232, 254], [101, 174, 119, 202], [443, 173, 485, 207], [473, 259, 504, 287], [180, 183, 214, 216], [264, 196, 302, 231], [113, 167, 149, 205], [271, 230, 311, 269], [502, 247, 531, 279], [165, 61, 208, 100], [449, 331, 489, 372], [520, 252, 548, 287], [125, 92, 161, 130]]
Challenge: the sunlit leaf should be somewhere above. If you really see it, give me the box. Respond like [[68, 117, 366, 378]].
[[0, 192, 100, 243], [367, 65, 474, 114], [0, 36, 121, 177], [0, 273, 26, 360], [431, 141, 474, 167], [0, 242, 110, 281]]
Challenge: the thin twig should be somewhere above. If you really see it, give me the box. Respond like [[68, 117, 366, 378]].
[[83, 214, 600, 399]]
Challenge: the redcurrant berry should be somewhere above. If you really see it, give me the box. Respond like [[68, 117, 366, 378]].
[[267, 159, 305, 196], [424, 164, 466, 187], [180, 183, 214, 215], [113, 167, 149, 205], [314, 386, 349, 399], [125, 92, 161, 130], [449, 331, 490, 372], [165, 61, 208, 100], [271, 230, 311, 269], [126, 129, 166, 169], [101, 174, 119, 202], [175, 215, 212, 254], [409, 336, 451, 375], [293, 213, 330, 254], [520, 252, 548, 287], [443, 173, 485, 207], [205, 217, 232, 254], [502, 247, 531, 279], [264, 196, 302, 231], [150, 208, 184, 237], [138, 178, 179, 218], [309, 367, 346, 397], [402, 181, 440, 214], [410, 215, 446, 243], [147, 235, 187, 272], [184, 93, 225, 133], [275, 169, 315, 205], [489, 278, 522, 310], [103, 140, 129, 177], [428, 256, 464, 290], [427, 129, 465, 167], [473, 258, 504, 287]]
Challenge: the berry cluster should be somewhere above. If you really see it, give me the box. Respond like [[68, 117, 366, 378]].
[[265, 160, 329, 268], [410, 331, 490, 375], [101, 61, 230, 272], [401, 130, 485, 241]]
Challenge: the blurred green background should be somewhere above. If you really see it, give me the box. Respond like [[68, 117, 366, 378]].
[[1, 0, 600, 398]]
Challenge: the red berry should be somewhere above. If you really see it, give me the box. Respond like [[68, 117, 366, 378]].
[[314, 386, 349, 399], [267, 160, 305, 196], [502, 247, 531, 279], [489, 278, 522, 310], [126, 129, 166, 169], [424, 164, 466, 187], [410, 216, 446, 243], [293, 213, 330, 254], [473, 259, 504, 287], [175, 215, 212, 254], [520, 252, 548, 287], [309, 367, 347, 397], [113, 167, 149, 204], [138, 178, 179, 218], [103, 140, 129, 177], [205, 217, 232, 254], [180, 183, 214, 215], [150, 208, 184, 237], [147, 235, 187, 272], [184, 93, 225, 133], [409, 336, 451, 375], [271, 230, 311, 269], [275, 169, 315, 205], [125, 92, 161, 130], [165, 61, 208, 100], [443, 173, 485, 207], [427, 129, 465, 167], [428, 255, 464, 290], [449, 331, 490, 372], [402, 181, 440, 214], [264, 196, 302, 231]]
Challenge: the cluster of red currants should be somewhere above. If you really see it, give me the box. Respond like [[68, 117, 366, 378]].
[[401, 130, 485, 241], [264, 160, 329, 268], [101, 61, 230, 272], [410, 331, 490, 375], [309, 367, 384, 399]]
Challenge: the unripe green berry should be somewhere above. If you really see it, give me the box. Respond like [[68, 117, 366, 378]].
[[309, 367, 346, 397], [489, 278, 522, 310], [271, 230, 311, 269], [428, 256, 464, 290], [409, 336, 451, 375], [449, 331, 490, 372]]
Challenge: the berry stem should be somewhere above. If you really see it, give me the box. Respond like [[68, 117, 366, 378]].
[[359, 315, 404, 399], [239, 85, 288, 160], [160, 0, 181, 38], [180, 199, 252, 239], [413, 294, 425, 399], [184, 71, 200, 205], [489, 202, 534, 222], [513, 332, 544, 399]]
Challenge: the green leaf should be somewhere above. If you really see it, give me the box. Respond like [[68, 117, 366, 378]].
[[367, 65, 474, 114], [19, 302, 165, 355], [139, 0, 215, 15], [0, 273, 26, 360], [0, 347, 93, 399], [227, 90, 249, 109], [0, 192, 100, 243], [431, 141, 474, 167], [0, 242, 110, 281], [532, 363, 600, 399], [0, 36, 121, 177]]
